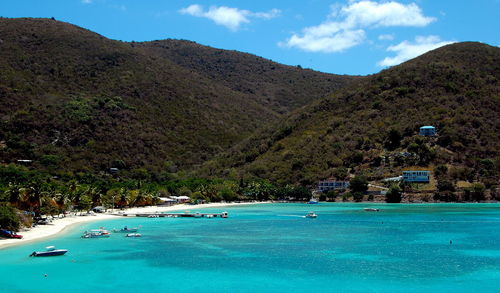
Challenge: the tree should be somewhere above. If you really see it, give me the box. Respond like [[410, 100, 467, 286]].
[[385, 185, 402, 203], [385, 129, 402, 150], [0, 204, 21, 231], [352, 192, 364, 202], [78, 195, 93, 212], [437, 179, 455, 192], [349, 176, 368, 193]]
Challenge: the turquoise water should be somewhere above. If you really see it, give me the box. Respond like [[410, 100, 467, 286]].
[[1, 203, 499, 292]]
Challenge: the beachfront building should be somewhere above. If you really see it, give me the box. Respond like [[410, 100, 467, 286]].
[[318, 179, 350, 192], [402, 171, 430, 183], [419, 126, 436, 136]]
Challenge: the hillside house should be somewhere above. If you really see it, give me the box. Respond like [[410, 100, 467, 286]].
[[318, 179, 350, 192], [419, 126, 436, 136], [402, 171, 430, 183]]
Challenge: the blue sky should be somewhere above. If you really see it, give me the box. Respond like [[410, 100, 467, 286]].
[[2, 0, 499, 75]]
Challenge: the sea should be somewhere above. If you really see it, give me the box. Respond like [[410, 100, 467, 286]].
[[1, 203, 499, 293]]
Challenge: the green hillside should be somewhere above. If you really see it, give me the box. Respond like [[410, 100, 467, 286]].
[[0, 18, 354, 175], [201, 42, 500, 189]]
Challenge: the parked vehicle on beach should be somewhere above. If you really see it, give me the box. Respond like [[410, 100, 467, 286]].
[[30, 246, 68, 257], [0, 229, 23, 239]]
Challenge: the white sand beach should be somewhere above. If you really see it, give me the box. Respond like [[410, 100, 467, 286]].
[[0, 202, 265, 249]]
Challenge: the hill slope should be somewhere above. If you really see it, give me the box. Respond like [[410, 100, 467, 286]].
[[201, 42, 500, 186], [139, 40, 352, 114], [0, 18, 354, 175]]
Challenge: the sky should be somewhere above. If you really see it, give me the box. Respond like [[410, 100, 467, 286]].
[[2, 0, 499, 75]]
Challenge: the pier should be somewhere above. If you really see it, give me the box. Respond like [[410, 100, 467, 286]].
[[117, 211, 229, 218]]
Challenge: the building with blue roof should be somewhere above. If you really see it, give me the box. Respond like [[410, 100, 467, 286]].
[[402, 171, 430, 183], [419, 126, 436, 136]]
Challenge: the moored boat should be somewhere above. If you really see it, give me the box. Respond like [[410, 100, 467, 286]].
[[82, 229, 111, 238], [307, 198, 319, 204], [112, 226, 139, 233], [126, 233, 142, 237], [364, 208, 380, 212], [30, 246, 68, 257]]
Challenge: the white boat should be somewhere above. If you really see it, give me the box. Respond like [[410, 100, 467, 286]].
[[82, 229, 111, 238], [305, 212, 317, 218], [30, 246, 68, 257], [126, 233, 142, 237], [364, 208, 380, 212]]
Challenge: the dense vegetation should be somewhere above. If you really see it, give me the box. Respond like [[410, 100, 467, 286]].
[[0, 17, 354, 176], [0, 164, 312, 230], [200, 43, 499, 195]]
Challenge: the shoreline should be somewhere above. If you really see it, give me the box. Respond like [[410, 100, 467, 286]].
[[0, 201, 267, 250]]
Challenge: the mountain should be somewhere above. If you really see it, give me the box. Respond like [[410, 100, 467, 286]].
[[200, 42, 500, 186], [0, 18, 354, 175]]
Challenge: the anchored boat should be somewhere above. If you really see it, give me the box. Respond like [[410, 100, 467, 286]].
[[30, 246, 68, 257], [82, 229, 111, 238]]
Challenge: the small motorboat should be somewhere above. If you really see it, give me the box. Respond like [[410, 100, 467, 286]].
[[30, 246, 68, 257], [364, 208, 380, 212], [112, 226, 139, 233], [220, 211, 229, 218], [126, 233, 141, 237], [305, 212, 317, 218], [81, 229, 111, 238]]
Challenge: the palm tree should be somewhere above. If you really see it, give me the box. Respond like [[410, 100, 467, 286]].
[[6, 183, 22, 208], [54, 192, 71, 215]]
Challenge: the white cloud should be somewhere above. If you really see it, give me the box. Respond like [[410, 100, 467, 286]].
[[341, 1, 435, 28], [254, 9, 281, 20], [378, 34, 394, 41], [282, 1, 435, 53], [179, 5, 280, 31], [283, 29, 366, 53], [378, 36, 454, 66], [81, 0, 92, 4]]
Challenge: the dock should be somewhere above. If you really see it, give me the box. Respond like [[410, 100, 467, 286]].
[[117, 211, 229, 218]]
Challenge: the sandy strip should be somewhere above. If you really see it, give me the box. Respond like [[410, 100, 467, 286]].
[[0, 202, 266, 250]]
